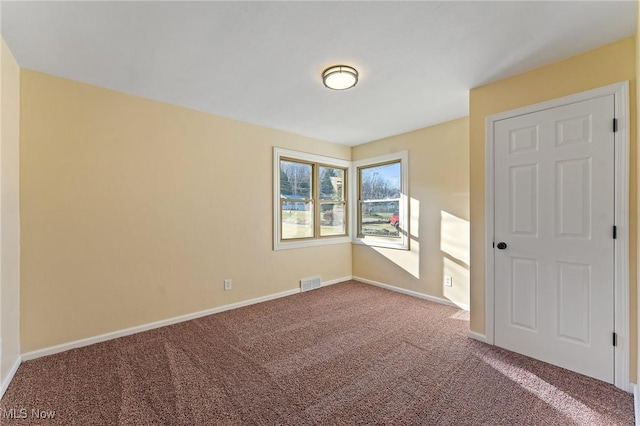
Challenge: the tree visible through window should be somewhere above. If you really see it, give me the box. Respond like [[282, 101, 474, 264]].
[[274, 148, 406, 250], [358, 161, 401, 238], [319, 166, 345, 236], [280, 160, 313, 239], [277, 155, 347, 243]]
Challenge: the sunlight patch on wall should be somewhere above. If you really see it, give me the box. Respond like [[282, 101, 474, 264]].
[[371, 198, 420, 279], [443, 256, 470, 306], [440, 211, 470, 267], [373, 240, 420, 279], [441, 210, 470, 306], [410, 197, 420, 239]]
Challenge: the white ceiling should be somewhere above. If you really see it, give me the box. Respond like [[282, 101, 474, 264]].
[[1, 1, 636, 146]]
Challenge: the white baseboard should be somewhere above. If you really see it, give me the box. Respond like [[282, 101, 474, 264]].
[[22, 287, 304, 361], [0, 355, 22, 400], [353, 276, 470, 311], [634, 383, 639, 425], [467, 331, 488, 343], [322, 276, 352, 287], [22, 277, 354, 362]]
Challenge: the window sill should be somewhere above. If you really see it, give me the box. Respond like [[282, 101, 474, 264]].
[[274, 235, 351, 251], [352, 236, 409, 250]]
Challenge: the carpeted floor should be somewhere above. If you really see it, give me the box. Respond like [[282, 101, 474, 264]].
[[0, 280, 634, 425]]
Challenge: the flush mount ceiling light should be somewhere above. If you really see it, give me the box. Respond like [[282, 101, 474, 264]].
[[322, 65, 358, 90]]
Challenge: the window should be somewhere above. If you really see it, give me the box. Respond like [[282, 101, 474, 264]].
[[280, 160, 314, 239], [274, 148, 350, 250], [318, 165, 347, 236], [353, 151, 408, 249]]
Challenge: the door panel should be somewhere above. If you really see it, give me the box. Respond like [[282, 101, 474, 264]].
[[494, 95, 615, 383], [509, 164, 538, 236], [510, 257, 538, 331], [555, 158, 591, 238], [557, 262, 591, 344]]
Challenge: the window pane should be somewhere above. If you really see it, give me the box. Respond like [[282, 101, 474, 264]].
[[360, 200, 400, 237], [320, 202, 346, 236], [360, 162, 401, 200], [319, 167, 345, 201], [281, 201, 314, 239], [280, 160, 312, 199]]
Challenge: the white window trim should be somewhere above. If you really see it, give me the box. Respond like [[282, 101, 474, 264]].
[[351, 151, 409, 250], [273, 147, 351, 250]]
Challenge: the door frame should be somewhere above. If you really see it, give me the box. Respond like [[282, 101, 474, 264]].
[[484, 82, 630, 391]]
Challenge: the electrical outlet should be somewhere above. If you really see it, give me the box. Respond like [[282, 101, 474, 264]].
[[224, 279, 232, 291], [444, 276, 453, 287]]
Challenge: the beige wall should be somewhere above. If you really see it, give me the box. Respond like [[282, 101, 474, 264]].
[[636, 0, 640, 387], [10, 31, 638, 384], [0, 38, 21, 385], [19, 70, 352, 353], [352, 117, 469, 309], [470, 37, 637, 380]]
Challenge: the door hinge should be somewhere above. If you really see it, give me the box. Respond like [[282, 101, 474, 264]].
[[613, 225, 617, 239], [613, 332, 618, 347], [613, 118, 618, 133]]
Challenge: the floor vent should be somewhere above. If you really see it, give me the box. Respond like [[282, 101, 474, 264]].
[[301, 276, 322, 292]]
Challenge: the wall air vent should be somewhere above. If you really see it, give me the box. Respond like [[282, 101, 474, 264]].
[[301, 276, 322, 292]]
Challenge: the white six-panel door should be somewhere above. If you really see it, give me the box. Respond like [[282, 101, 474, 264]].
[[493, 95, 615, 383]]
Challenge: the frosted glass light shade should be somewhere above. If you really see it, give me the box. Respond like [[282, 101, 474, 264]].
[[322, 65, 358, 90]]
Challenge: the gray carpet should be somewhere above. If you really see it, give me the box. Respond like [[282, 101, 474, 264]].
[[0, 280, 634, 425]]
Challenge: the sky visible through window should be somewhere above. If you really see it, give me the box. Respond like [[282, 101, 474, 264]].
[[360, 162, 401, 200]]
